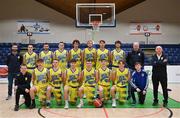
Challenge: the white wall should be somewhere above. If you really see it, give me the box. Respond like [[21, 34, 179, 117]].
[[0, 0, 179, 44]]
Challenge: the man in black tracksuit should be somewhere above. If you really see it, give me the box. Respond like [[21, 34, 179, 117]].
[[14, 64, 31, 111], [6, 43, 23, 100], [126, 42, 145, 99], [152, 46, 168, 107]]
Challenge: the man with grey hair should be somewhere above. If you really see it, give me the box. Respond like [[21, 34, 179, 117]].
[[126, 42, 145, 100], [151, 46, 168, 107]]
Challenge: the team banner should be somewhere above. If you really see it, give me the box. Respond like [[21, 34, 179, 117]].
[[130, 22, 162, 35], [17, 20, 50, 34]]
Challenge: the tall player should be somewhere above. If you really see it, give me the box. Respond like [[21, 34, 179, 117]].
[[96, 40, 110, 69], [96, 59, 112, 102], [77, 60, 97, 108], [111, 40, 126, 70], [29, 59, 50, 108], [64, 59, 81, 109], [47, 59, 64, 106], [23, 44, 38, 74], [39, 43, 54, 69], [110, 60, 130, 107], [82, 40, 96, 69], [69, 39, 82, 71], [54, 42, 68, 72]]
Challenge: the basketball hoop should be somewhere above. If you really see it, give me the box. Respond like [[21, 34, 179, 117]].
[[90, 21, 101, 31]]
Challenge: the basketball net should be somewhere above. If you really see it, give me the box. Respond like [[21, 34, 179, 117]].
[[91, 21, 101, 32]]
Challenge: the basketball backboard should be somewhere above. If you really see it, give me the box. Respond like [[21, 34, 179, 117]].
[[76, 3, 115, 28]]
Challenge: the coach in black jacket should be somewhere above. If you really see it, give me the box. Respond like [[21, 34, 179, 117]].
[[126, 42, 145, 70], [152, 46, 168, 107]]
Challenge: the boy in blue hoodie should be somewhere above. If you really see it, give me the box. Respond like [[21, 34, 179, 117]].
[[130, 62, 148, 105]]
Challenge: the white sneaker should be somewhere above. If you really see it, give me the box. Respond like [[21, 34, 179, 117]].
[[112, 100, 116, 107], [64, 103, 69, 109], [77, 103, 84, 108]]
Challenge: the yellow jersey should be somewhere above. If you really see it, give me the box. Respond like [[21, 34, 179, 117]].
[[96, 48, 109, 69], [49, 68, 62, 87], [115, 68, 129, 87], [112, 49, 126, 67], [66, 68, 79, 87], [84, 48, 96, 68], [69, 48, 81, 70], [24, 52, 37, 68], [54, 49, 68, 71], [98, 68, 111, 86], [39, 51, 53, 69], [34, 68, 48, 86], [83, 68, 96, 87]]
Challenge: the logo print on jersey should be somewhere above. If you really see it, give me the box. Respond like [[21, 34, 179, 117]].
[[51, 75, 61, 84], [101, 73, 109, 82], [72, 54, 79, 61], [100, 54, 107, 60], [118, 76, 126, 85], [37, 74, 46, 83], [58, 55, 66, 62], [69, 75, 77, 83], [27, 57, 35, 66], [86, 54, 93, 60], [115, 55, 121, 61], [85, 75, 95, 84], [43, 56, 51, 64]]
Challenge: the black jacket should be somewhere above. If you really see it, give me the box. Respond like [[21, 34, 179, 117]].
[[152, 53, 167, 78], [6, 53, 23, 73], [126, 49, 144, 70], [15, 72, 31, 91]]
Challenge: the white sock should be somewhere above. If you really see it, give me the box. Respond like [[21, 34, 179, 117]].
[[80, 99, 83, 104], [65, 100, 68, 104]]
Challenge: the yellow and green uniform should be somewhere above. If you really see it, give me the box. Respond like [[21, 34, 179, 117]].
[[49, 68, 63, 104], [66, 68, 80, 87], [114, 68, 129, 103], [98, 67, 111, 100], [66, 68, 80, 103], [69, 48, 81, 71], [96, 48, 109, 69], [39, 51, 53, 69], [54, 49, 68, 72], [82, 68, 96, 103], [112, 49, 126, 70], [33, 68, 48, 103], [23, 52, 37, 74], [83, 48, 96, 69]]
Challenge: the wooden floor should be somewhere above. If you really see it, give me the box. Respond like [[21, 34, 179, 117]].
[[0, 83, 179, 118]]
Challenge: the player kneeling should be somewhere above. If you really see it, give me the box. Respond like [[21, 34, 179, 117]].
[[47, 59, 64, 107], [96, 59, 112, 103], [110, 60, 130, 107], [77, 61, 97, 108], [130, 62, 148, 105], [64, 59, 81, 109], [29, 59, 51, 108]]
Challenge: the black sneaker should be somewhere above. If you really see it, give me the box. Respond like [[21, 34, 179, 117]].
[[6, 95, 12, 100], [14, 105, 19, 111], [29, 103, 36, 109], [152, 101, 158, 106], [46, 102, 51, 108], [163, 102, 168, 107], [131, 101, 136, 106]]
